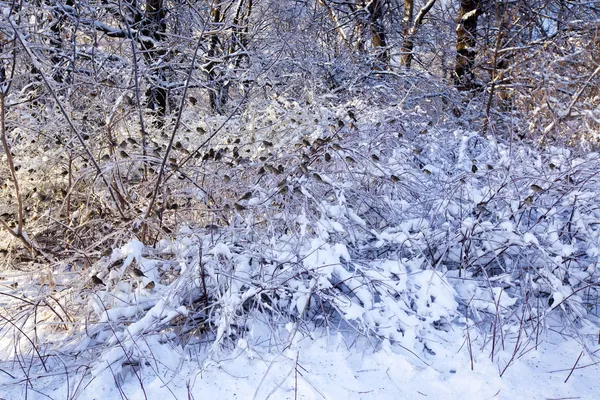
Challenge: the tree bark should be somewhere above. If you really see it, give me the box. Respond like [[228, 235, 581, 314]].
[[401, 0, 414, 66], [454, 0, 480, 90], [367, 0, 389, 68], [401, 0, 437, 68], [140, 0, 168, 124], [207, 1, 227, 114], [318, 0, 352, 51]]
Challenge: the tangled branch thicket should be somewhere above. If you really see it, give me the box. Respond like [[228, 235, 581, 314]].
[[0, 0, 600, 393], [2, 87, 600, 385]]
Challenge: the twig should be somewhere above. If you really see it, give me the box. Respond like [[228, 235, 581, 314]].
[[543, 64, 600, 134], [564, 351, 583, 383], [466, 295, 474, 370], [0, 313, 48, 372]]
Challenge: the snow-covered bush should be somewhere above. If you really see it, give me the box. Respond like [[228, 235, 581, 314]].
[[2, 87, 599, 391]]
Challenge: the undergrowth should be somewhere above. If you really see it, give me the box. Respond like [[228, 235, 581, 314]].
[[1, 90, 600, 395]]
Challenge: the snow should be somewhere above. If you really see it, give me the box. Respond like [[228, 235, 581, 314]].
[[1, 327, 599, 400]]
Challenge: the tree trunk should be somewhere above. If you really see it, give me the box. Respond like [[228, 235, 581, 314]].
[[231, 0, 254, 98], [318, 0, 352, 51], [367, 0, 389, 68], [141, 0, 168, 124], [401, 0, 437, 68], [454, 0, 480, 90], [207, 2, 227, 114], [400, 0, 414, 66]]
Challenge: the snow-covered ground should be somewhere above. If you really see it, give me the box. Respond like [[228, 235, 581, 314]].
[[1, 325, 598, 399]]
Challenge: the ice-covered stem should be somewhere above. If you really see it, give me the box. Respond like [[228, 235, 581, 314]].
[[0, 66, 40, 255], [483, 15, 508, 134], [0, 100, 51, 259], [0, 95, 23, 235]]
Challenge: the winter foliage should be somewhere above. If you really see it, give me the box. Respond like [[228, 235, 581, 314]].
[[1, 0, 600, 398]]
